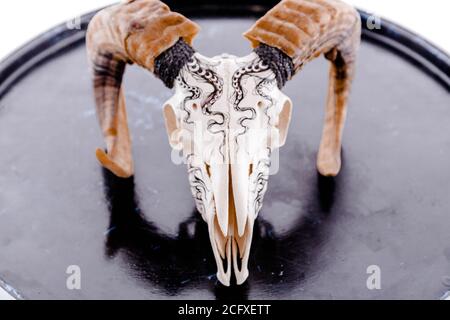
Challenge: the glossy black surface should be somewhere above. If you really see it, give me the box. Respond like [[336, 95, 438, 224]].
[[0, 15, 449, 299]]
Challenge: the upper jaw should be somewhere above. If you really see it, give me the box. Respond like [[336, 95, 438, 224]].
[[208, 211, 254, 286], [205, 159, 256, 286]]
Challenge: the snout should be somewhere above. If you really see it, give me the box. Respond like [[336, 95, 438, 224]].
[[206, 163, 255, 286]]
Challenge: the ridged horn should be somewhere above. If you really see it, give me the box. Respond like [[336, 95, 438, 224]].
[[244, 0, 361, 177], [86, 0, 200, 177]]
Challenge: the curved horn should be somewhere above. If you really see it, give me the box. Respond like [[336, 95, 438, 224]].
[[244, 0, 361, 176], [86, 0, 200, 177]]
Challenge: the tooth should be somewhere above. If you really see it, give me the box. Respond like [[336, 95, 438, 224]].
[[214, 216, 226, 259], [219, 235, 232, 287], [236, 222, 248, 259], [208, 215, 231, 286], [216, 268, 230, 287], [232, 237, 249, 285], [233, 218, 254, 285], [210, 163, 229, 236], [231, 163, 249, 237]]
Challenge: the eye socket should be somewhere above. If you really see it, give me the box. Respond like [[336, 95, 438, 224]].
[[257, 101, 264, 108], [205, 163, 211, 177], [192, 103, 199, 110]]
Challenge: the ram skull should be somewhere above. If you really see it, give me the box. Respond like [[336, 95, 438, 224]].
[[86, 0, 360, 286], [163, 53, 292, 285]]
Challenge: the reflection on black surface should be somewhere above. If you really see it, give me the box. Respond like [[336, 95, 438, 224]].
[[102, 164, 341, 299]]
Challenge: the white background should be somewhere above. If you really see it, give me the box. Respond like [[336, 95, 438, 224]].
[[0, 0, 449, 62]]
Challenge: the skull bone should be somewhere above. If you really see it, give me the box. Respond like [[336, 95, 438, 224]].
[[163, 52, 292, 286]]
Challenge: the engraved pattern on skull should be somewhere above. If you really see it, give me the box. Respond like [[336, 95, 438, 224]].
[[163, 53, 292, 285]]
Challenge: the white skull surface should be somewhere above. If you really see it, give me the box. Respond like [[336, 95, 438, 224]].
[[163, 52, 292, 286]]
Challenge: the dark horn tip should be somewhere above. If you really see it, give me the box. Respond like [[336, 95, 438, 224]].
[[154, 38, 196, 89], [254, 44, 294, 89]]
